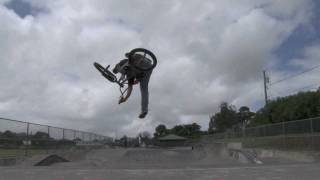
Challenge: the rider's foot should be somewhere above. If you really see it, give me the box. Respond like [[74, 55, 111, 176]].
[[139, 111, 148, 119]]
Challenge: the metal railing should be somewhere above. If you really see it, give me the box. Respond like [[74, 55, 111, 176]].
[[0, 117, 112, 157], [209, 117, 320, 150]]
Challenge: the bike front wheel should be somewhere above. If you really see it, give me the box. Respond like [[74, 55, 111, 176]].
[[93, 62, 117, 82]]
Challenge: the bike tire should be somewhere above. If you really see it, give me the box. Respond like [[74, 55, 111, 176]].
[[128, 48, 157, 72], [93, 62, 117, 82]]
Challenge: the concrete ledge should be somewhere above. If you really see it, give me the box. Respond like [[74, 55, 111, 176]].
[[0, 157, 25, 166], [227, 142, 242, 150], [253, 149, 319, 163]]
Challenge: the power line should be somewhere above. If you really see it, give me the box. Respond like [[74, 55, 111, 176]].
[[269, 83, 319, 98], [270, 64, 320, 86], [268, 88, 283, 99], [268, 90, 278, 100], [288, 83, 320, 94]]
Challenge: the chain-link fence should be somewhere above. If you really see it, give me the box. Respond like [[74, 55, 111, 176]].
[[209, 117, 320, 150], [0, 117, 112, 158]]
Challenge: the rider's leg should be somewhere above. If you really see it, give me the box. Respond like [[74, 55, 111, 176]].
[[139, 70, 152, 116]]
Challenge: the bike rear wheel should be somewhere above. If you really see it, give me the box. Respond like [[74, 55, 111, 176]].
[[93, 62, 117, 82], [128, 48, 157, 72]]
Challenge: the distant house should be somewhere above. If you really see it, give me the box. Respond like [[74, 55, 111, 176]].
[[157, 134, 188, 147]]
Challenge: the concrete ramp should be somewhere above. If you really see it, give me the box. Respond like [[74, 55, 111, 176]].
[[34, 154, 69, 166], [123, 149, 197, 163], [47, 143, 261, 169], [195, 142, 263, 165]]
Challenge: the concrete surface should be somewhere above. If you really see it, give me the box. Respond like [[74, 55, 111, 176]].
[[1, 163, 320, 180], [0, 144, 319, 180]]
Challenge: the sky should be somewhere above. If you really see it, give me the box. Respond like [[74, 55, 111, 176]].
[[0, 0, 320, 138]]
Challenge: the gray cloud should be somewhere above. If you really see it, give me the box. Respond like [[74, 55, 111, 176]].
[[0, 0, 317, 137], [4, 0, 49, 18]]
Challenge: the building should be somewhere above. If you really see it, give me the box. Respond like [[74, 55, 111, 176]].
[[157, 134, 188, 147]]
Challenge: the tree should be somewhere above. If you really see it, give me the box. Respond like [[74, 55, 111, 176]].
[[139, 131, 151, 139], [154, 123, 202, 138], [120, 135, 128, 147], [2, 130, 17, 138], [138, 131, 151, 145], [251, 91, 320, 125], [237, 106, 255, 128], [208, 102, 238, 133], [182, 123, 201, 137], [154, 124, 168, 137], [74, 137, 82, 142], [191, 123, 201, 132], [208, 115, 216, 134], [171, 125, 185, 136], [33, 131, 50, 139]]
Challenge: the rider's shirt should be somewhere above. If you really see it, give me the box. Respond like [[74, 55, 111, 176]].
[[115, 54, 153, 85], [130, 54, 153, 71]]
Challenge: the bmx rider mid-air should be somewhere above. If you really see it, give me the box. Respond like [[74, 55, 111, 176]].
[[113, 52, 153, 118], [94, 48, 157, 119]]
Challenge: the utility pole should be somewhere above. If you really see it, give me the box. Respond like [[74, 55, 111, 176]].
[[263, 70, 273, 123], [263, 70, 269, 106]]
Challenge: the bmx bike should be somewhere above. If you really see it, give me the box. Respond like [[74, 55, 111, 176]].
[[93, 48, 157, 97]]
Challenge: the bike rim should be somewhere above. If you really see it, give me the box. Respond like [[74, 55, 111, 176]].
[[128, 48, 157, 71], [94, 62, 117, 82]]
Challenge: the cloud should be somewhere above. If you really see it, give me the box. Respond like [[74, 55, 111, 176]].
[[4, 0, 49, 18], [267, 44, 320, 98], [0, 0, 317, 137]]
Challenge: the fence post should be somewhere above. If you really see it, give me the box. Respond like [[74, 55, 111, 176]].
[[310, 119, 314, 150], [25, 122, 30, 156], [282, 121, 286, 149], [82, 132, 85, 141], [47, 126, 50, 154], [73, 130, 76, 140], [62, 128, 65, 140], [310, 118, 314, 134]]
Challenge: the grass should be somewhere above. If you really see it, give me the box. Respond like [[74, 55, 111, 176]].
[[0, 148, 47, 158]]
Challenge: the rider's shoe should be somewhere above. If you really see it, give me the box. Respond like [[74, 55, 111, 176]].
[[139, 111, 148, 119]]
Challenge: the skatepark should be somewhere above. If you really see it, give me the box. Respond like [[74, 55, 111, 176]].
[[1, 141, 319, 180], [2, 0, 320, 179]]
